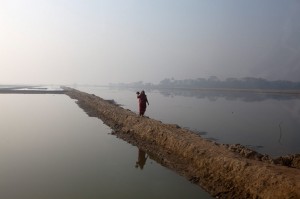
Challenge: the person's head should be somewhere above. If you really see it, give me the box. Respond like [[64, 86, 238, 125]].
[[141, 90, 145, 94]]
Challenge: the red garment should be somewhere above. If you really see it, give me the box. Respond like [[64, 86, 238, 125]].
[[137, 93, 148, 116]]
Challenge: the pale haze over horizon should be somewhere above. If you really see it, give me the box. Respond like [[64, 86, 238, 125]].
[[1, 0, 300, 85]]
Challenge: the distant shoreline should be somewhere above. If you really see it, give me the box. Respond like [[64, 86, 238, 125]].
[[173, 87, 300, 95], [108, 86, 300, 95], [1, 85, 299, 96], [0, 87, 65, 94], [109, 77, 300, 92]]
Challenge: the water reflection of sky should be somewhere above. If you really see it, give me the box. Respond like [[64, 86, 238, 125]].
[[77, 86, 300, 157], [0, 94, 212, 199]]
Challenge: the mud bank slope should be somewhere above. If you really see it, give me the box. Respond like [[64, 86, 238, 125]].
[[65, 88, 300, 199]]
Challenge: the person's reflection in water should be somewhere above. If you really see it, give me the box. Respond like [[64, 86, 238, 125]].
[[135, 149, 148, 170]]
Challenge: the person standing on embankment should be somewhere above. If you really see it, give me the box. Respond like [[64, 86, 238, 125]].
[[136, 90, 149, 116]]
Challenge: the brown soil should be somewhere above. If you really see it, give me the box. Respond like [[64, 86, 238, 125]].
[[65, 87, 300, 199]]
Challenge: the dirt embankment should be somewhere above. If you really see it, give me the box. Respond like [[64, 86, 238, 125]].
[[65, 88, 300, 199]]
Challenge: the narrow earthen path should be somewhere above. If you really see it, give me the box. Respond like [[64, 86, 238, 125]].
[[65, 88, 300, 199]]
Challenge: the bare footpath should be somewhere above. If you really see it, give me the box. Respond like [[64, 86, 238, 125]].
[[65, 88, 300, 199]]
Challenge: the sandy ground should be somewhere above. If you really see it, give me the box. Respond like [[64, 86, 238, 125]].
[[64, 87, 300, 199]]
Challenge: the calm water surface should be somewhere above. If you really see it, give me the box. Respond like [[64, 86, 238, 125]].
[[0, 94, 212, 199], [77, 86, 300, 157]]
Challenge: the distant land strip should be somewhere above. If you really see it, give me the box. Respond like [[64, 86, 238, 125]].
[[109, 77, 300, 91], [64, 87, 300, 199], [0, 89, 66, 94], [176, 87, 300, 95], [108, 85, 300, 95]]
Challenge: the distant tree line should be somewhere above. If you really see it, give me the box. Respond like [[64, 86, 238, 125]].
[[109, 76, 300, 90]]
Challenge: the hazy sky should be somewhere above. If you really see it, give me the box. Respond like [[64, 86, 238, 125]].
[[1, 0, 300, 85]]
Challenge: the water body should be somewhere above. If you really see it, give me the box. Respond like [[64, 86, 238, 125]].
[[77, 86, 300, 157], [0, 94, 212, 199]]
